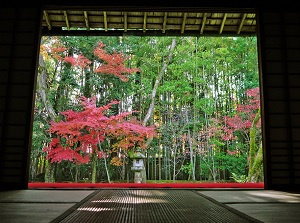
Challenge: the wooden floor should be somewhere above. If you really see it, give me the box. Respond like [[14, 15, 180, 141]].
[[0, 189, 300, 223]]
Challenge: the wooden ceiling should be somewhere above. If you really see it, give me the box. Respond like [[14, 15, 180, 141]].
[[41, 9, 257, 36]]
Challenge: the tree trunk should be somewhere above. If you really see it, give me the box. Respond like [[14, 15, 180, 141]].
[[247, 109, 262, 182], [38, 55, 58, 121], [98, 138, 111, 183], [158, 146, 161, 180], [91, 152, 98, 183], [38, 55, 58, 182], [44, 162, 55, 183], [141, 39, 177, 182], [185, 109, 196, 181], [142, 39, 177, 127], [248, 144, 263, 182]]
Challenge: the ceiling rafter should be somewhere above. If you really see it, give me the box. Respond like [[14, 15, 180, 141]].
[[43, 10, 51, 30], [103, 11, 108, 31], [63, 11, 70, 31], [237, 13, 247, 34], [219, 13, 227, 34], [83, 11, 90, 31], [162, 12, 168, 33], [123, 12, 128, 32], [143, 12, 147, 32], [181, 13, 187, 34], [200, 13, 207, 34]]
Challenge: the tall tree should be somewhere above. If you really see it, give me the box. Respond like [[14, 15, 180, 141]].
[[140, 38, 177, 181]]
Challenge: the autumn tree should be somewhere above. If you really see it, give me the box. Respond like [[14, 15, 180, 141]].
[[37, 38, 143, 182], [222, 87, 262, 182], [43, 96, 156, 183]]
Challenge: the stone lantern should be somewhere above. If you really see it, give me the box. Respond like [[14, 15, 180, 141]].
[[130, 149, 146, 183]]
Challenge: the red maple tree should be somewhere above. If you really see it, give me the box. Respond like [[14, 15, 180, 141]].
[[43, 96, 156, 164], [93, 41, 139, 82], [47, 40, 139, 82], [222, 87, 261, 141], [63, 54, 92, 68]]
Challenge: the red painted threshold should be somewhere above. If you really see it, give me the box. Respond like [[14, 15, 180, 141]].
[[28, 182, 264, 189]]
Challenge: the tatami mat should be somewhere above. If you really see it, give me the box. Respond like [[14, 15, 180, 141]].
[[50, 189, 263, 223]]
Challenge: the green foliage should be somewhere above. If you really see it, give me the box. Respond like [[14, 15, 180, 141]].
[[31, 35, 261, 183], [230, 173, 248, 183], [181, 162, 193, 175], [195, 98, 215, 115]]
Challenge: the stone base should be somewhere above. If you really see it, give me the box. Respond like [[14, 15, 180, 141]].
[[134, 171, 142, 183]]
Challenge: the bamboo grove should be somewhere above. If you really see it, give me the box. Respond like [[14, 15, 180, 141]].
[[30, 35, 262, 184]]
